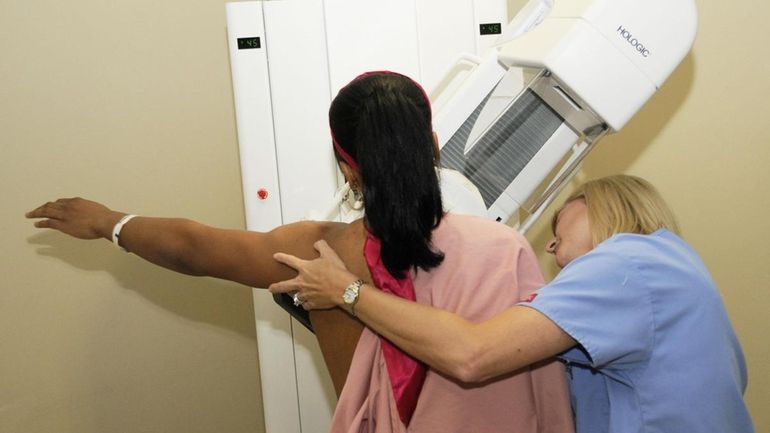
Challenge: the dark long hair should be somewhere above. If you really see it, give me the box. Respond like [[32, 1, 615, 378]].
[[330, 72, 444, 278]]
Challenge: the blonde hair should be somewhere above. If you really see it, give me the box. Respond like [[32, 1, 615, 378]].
[[552, 175, 680, 246]]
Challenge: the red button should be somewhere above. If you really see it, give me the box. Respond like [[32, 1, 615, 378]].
[[257, 188, 268, 200]]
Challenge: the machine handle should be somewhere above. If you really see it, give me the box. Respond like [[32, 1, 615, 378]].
[[428, 53, 483, 110]]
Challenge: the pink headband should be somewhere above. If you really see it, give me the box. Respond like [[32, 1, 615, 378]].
[[331, 70, 431, 173]]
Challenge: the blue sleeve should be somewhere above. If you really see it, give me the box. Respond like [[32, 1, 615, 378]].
[[522, 241, 654, 369]]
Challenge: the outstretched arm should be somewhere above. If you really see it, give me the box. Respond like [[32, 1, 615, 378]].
[[270, 240, 576, 383], [26, 197, 323, 288]]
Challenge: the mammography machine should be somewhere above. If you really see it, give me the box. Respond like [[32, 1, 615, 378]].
[[225, 0, 696, 431], [433, 0, 697, 231]]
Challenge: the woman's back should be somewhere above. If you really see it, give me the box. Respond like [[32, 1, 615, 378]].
[[329, 214, 574, 433]]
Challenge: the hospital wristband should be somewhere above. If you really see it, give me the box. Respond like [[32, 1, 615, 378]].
[[112, 214, 138, 251]]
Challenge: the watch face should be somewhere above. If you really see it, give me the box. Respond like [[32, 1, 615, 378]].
[[343, 289, 356, 304], [342, 280, 362, 305]]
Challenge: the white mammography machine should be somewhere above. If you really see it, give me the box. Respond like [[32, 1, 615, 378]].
[[225, 0, 696, 431], [433, 0, 697, 230]]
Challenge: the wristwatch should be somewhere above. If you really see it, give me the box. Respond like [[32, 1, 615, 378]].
[[342, 279, 364, 316]]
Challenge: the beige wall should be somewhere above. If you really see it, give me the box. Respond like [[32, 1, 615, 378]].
[[1, 0, 263, 432], [1, 1, 767, 433]]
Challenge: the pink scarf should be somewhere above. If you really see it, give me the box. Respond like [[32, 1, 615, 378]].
[[363, 233, 427, 426]]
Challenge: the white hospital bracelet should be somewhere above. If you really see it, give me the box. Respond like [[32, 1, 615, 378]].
[[112, 214, 138, 251]]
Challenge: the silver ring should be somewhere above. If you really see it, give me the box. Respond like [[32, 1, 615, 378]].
[[293, 293, 304, 307]]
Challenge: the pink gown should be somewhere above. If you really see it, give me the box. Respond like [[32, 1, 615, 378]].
[[330, 213, 574, 433]]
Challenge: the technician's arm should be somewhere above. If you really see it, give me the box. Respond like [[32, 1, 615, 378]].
[[270, 240, 576, 383], [26, 197, 319, 288]]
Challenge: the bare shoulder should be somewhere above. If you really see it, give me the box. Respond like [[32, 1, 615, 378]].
[[202, 219, 351, 288], [264, 219, 369, 282], [266, 220, 346, 254]]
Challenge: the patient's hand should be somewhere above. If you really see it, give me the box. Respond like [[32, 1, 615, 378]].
[[270, 240, 360, 311], [26, 197, 123, 240]]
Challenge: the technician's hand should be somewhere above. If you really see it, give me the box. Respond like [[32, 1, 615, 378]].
[[26, 197, 124, 240], [270, 240, 359, 310]]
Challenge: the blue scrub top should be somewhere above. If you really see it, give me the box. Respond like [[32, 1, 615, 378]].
[[521, 229, 754, 433]]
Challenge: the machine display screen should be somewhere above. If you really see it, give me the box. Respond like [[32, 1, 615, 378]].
[[237, 37, 261, 50], [479, 23, 502, 35]]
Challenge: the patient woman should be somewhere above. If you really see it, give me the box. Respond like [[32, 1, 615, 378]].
[[26, 71, 574, 433]]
